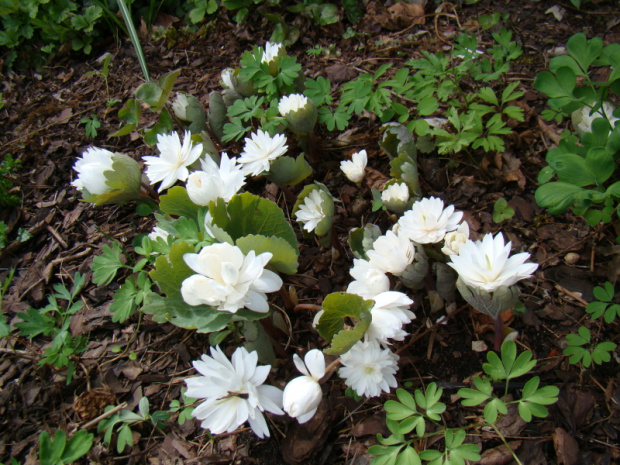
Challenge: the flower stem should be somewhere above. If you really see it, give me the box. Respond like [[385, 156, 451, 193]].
[[493, 315, 503, 351], [490, 422, 524, 465]]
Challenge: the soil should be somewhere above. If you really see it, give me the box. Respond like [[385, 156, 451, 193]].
[[1, 1, 620, 464]]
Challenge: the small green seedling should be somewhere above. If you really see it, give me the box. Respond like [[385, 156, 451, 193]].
[[38, 429, 93, 465], [80, 114, 101, 138], [563, 326, 617, 368], [492, 198, 515, 223], [586, 281, 620, 323]]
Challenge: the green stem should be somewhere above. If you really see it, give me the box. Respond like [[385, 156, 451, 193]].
[[490, 422, 524, 465], [117, 0, 150, 81]]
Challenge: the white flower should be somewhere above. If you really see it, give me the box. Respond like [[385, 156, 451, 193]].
[[366, 231, 415, 276], [381, 182, 409, 204], [221, 68, 236, 90], [262, 41, 283, 64], [238, 129, 288, 176], [148, 226, 169, 242], [283, 350, 325, 423], [172, 93, 189, 121], [447, 232, 538, 293], [185, 345, 284, 438], [186, 153, 246, 205], [340, 150, 367, 184], [347, 259, 390, 299], [441, 221, 469, 256], [572, 102, 619, 135], [295, 189, 326, 233], [143, 130, 203, 192], [181, 243, 283, 313], [365, 291, 415, 345], [338, 340, 399, 398], [71, 147, 115, 195], [278, 94, 309, 116], [398, 197, 463, 244]]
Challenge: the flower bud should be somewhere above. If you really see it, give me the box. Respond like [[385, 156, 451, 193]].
[[282, 350, 325, 423], [381, 182, 410, 214], [172, 93, 206, 131], [72, 148, 142, 205], [441, 221, 469, 256], [262, 42, 285, 76], [340, 150, 367, 184], [279, 94, 317, 135]]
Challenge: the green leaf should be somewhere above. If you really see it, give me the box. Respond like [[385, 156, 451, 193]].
[[39, 430, 64, 465], [160, 186, 200, 219], [417, 96, 439, 116], [149, 242, 194, 297], [15, 308, 56, 338], [142, 292, 238, 333], [62, 430, 94, 463], [535, 182, 586, 215], [566, 33, 603, 74], [236, 234, 298, 274], [316, 292, 373, 354], [209, 193, 298, 252], [266, 154, 312, 187]]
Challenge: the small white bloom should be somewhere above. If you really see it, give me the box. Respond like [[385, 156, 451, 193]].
[[441, 221, 470, 256], [283, 350, 325, 423], [143, 130, 203, 192], [366, 231, 415, 276], [365, 291, 415, 345], [221, 68, 236, 90], [338, 340, 399, 398], [238, 129, 288, 176], [185, 345, 284, 438], [181, 243, 283, 313], [347, 259, 390, 299], [295, 189, 326, 233], [398, 197, 463, 244], [278, 94, 309, 116], [148, 226, 169, 242], [186, 153, 246, 205], [447, 232, 538, 293], [262, 41, 283, 64], [340, 150, 367, 184], [172, 93, 189, 121], [572, 102, 619, 135], [71, 147, 115, 195], [381, 182, 409, 205]]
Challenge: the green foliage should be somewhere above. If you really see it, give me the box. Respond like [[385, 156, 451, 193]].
[[80, 114, 101, 138], [458, 341, 558, 425], [370, 383, 480, 465], [492, 198, 514, 223], [92, 242, 126, 286], [168, 389, 196, 425], [14, 273, 89, 383], [208, 193, 299, 273], [331, 28, 524, 155], [0, 268, 16, 338], [563, 326, 617, 368], [587, 282, 620, 323], [0, 1, 104, 68], [38, 429, 93, 465], [0, 154, 21, 208], [315, 292, 373, 355], [98, 397, 170, 453], [534, 33, 620, 225]]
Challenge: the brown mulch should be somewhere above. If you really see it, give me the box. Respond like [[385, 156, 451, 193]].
[[1, 0, 620, 464]]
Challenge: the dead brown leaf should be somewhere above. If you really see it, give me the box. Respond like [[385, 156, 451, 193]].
[[553, 427, 580, 465]]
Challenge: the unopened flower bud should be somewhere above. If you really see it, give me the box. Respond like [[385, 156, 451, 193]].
[[381, 182, 410, 214], [279, 94, 317, 135]]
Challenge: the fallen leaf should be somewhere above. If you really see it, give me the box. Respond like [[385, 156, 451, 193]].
[[553, 428, 580, 465]]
